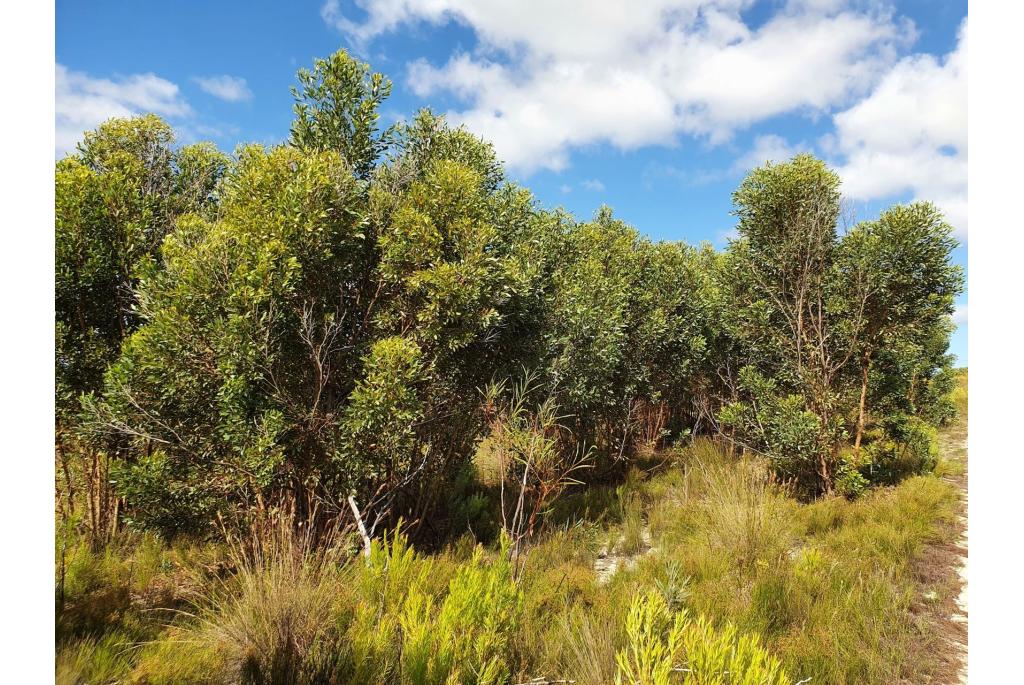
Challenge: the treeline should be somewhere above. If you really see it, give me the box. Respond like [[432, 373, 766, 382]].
[[56, 50, 962, 545]]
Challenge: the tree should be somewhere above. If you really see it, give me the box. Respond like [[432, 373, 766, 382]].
[[290, 50, 395, 179], [836, 202, 962, 453], [56, 115, 229, 541], [83, 53, 551, 535], [57, 116, 228, 418], [722, 155, 858, 491], [62, 47, 965, 542], [539, 208, 712, 461], [84, 144, 371, 532]]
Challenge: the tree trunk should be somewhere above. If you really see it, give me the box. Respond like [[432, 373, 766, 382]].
[[818, 451, 833, 495], [854, 353, 871, 456]]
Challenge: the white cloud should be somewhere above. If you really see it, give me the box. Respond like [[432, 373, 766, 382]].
[[326, 1, 911, 173], [733, 134, 805, 173], [832, 18, 967, 237], [580, 178, 605, 192], [193, 75, 253, 102], [953, 304, 968, 326], [559, 184, 572, 194], [56, 64, 192, 157]]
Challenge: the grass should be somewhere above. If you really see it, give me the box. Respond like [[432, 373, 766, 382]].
[[55, 411, 966, 684]]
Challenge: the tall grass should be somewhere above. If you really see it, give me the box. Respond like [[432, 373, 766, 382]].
[[56, 434, 960, 684]]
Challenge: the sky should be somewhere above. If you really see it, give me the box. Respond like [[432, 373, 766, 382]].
[[55, 0, 968, 364]]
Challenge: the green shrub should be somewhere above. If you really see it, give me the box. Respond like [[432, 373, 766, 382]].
[[615, 591, 790, 685], [835, 457, 870, 498], [397, 543, 522, 685], [719, 367, 832, 493], [862, 415, 938, 484]]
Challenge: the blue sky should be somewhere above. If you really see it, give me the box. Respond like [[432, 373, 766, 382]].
[[56, 0, 967, 363]]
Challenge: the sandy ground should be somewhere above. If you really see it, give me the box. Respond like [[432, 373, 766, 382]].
[[937, 410, 969, 683], [951, 436, 968, 684]]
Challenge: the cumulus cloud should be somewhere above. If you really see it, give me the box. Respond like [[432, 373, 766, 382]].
[[193, 75, 253, 102], [580, 179, 605, 192], [953, 304, 968, 326], [326, 0, 911, 172], [733, 134, 807, 173], [56, 64, 191, 157], [832, 18, 967, 237]]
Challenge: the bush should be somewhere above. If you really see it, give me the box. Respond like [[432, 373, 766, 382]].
[[862, 415, 938, 484], [614, 591, 790, 685], [719, 367, 834, 493], [834, 456, 870, 498], [398, 543, 521, 685]]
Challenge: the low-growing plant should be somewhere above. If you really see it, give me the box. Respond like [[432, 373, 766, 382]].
[[170, 519, 348, 685], [556, 605, 621, 685], [862, 415, 939, 484], [56, 632, 136, 685], [615, 591, 790, 685], [397, 541, 522, 685]]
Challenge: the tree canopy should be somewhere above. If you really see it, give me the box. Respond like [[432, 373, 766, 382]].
[[56, 50, 963, 539]]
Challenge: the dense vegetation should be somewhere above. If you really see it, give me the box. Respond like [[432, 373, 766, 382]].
[[56, 50, 965, 684]]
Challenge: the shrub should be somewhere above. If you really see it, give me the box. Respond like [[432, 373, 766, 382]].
[[834, 457, 870, 498], [397, 542, 522, 685], [719, 367, 833, 493], [615, 591, 790, 685], [862, 415, 938, 484]]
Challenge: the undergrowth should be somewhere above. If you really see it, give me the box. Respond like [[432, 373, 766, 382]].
[[56, 436, 961, 685]]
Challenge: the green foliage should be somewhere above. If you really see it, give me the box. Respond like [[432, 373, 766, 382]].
[[56, 632, 136, 685], [342, 337, 427, 490], [55, 422, 964, 685], [834, 457, 870, 498], [79, 53, 553, 535], [541, 209, 712, 455], [719, 367, 829, 489], [56, 115, 230, 420], [615, 591, 790, 685], [483, 368, 593, 565], [83, 143, 368, 533], [861, 415, 939, 484], [399, 544, 521, 685], [718, 156, 962, 493], [55, 46, 968, 685], [291, 50, 394, 178]]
